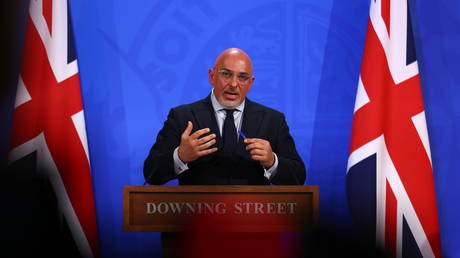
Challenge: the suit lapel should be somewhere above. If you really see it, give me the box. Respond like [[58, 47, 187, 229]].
[[237, 99, 264, 158], [191, 96, 223, 150]]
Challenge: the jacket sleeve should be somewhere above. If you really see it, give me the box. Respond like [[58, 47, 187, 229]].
[[270, 114, 306, 185], [143, 109, 183, 185]]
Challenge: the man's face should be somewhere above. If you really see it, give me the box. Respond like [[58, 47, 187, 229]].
[[209, 52, 254, 109]]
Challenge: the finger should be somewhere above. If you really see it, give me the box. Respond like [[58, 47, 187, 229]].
[[244, 138, 257, 144], [197, 139, 217, 151], [182, 121, 193, 137], [244, 138, 268, 145], [198, 147, 218, 156], [197, 133, 216, 144], [191, 127, 211, 139], [246, 142, 262, 150], [250, 155, 264, 161], [250, 149, 267, 156], [244, 138, 264, 142]]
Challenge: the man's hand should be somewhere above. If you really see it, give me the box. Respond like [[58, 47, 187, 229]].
[[244, 138, 275, 168], [178, 121, 218, 163]]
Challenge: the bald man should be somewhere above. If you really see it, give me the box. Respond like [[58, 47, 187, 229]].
[[144, 48, 306, 185]]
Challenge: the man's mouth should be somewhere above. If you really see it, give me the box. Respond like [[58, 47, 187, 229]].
[[224, 91, 239, 100]]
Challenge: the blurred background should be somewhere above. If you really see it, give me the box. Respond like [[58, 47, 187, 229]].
[[1, 0, 459, 257]]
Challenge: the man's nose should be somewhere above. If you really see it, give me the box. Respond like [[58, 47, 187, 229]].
[[230, 74, 238, 87]]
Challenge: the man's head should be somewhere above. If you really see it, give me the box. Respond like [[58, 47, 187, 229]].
[[209, 48, 255, 109]]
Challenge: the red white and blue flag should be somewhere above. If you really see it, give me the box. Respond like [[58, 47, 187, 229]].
[[9, 0, 98, 256], [347, 0, 441, 257]]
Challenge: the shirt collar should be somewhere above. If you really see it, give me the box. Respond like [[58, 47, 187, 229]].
[[210, 89, 245, 112]]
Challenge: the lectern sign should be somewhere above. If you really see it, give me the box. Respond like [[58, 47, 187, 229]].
[[145, 201, 298, 215], [123, 185, 318, 232]]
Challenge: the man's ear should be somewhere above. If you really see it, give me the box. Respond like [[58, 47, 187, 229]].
[[208, 68, 215, 85], [247, 76, 255, 91]]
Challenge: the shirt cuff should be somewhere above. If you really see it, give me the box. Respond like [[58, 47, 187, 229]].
[[264, 152, 279, 180], [173, 147, 189, 175]]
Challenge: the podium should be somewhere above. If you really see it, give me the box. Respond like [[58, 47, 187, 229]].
[[123, 185, 319, 232]]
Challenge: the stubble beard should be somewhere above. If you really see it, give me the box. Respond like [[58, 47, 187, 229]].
[[217, 95, 241, 109]]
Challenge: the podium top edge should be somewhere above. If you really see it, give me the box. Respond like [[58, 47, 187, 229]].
[[123, 185, 319, 193]]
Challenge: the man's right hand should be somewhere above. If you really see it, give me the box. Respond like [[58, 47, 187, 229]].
[[178, 121, 218, 163]]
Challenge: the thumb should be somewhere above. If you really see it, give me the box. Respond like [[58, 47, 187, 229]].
[[182, 121, 193, 136]]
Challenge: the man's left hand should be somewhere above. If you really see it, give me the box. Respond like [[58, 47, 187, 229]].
[[244, 138, 275, 168]]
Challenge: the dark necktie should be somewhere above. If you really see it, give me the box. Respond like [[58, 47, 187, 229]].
[[223, 109, 237, 154]]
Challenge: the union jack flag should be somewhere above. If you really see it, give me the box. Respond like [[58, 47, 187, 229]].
[[9, 0, 98, 256], [347, 0, 441, 257]]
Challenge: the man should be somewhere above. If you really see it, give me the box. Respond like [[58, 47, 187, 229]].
[[144, 48, 306, 186]]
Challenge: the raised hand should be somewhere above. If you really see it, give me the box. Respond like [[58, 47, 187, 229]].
[[244, 138, 275, 168], [178, 121, 218, 163]]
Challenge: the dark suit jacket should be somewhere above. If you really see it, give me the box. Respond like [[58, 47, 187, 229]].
[[144, 95, 306, 185]]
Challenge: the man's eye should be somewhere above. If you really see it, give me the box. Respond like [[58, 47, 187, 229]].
[[238, 74, 250, 81], [222, 71, 232, 78]]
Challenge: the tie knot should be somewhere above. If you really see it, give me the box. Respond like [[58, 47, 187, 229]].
[[225, 109, 236, 116]]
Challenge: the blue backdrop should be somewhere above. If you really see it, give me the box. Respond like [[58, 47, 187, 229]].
[[3, 0, 460, 257]]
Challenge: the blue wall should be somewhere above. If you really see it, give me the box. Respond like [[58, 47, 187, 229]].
[[3, 0, 459, 257]]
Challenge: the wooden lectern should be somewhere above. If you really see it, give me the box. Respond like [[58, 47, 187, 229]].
[[123, 185, 319, 232]]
